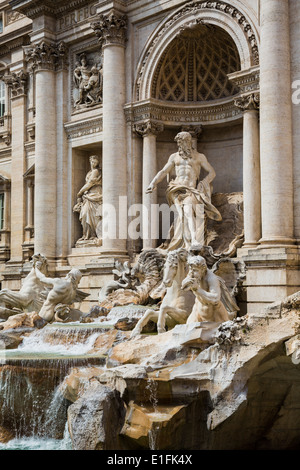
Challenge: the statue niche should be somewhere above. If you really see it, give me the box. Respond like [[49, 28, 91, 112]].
[[73, 155, 103, 247], [73, 52, 103, 109]]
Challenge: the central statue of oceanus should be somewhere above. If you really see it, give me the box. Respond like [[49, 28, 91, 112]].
[[146, 131, 222, 250]]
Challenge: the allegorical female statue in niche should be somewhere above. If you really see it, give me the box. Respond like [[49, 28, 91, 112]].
[[73, 155, 102, 246]]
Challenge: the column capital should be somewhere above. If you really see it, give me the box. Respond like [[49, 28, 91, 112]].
[[133, 119, 164, 137], [234, 93, 260, 112], [24, 41, 69, 73], [91, 9, 127, 48], [181, 125, 203, 140], [4, 69, 28, 98]]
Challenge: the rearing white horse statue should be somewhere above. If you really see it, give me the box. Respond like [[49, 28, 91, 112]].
[[130, 248, 195, 337]]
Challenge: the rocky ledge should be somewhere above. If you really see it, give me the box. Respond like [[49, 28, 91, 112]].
[[58, 292, 300, 450]]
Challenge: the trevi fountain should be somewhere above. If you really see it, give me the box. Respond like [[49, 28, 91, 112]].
[[0, 131, 300, 451]]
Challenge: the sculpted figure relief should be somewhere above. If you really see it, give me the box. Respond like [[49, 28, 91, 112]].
[[182, 255, 238, 324], [73, 155, 102, 245], [73, 53, 103, 108], [147, 131, 222, 250]]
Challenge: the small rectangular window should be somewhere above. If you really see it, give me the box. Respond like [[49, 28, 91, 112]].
[[0, 81, 5, 117], [0, 193, 5, 230], [0, 14, 3, 34]]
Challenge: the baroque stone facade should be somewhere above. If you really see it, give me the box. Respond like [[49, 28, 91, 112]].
[[0, 0, 299, 314]]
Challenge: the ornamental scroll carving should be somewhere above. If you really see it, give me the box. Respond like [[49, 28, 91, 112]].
[[24, 41, 69, 72], [91, 9, 127, 47], [4, 69, 28, 97], [234, 93, 260, 111]]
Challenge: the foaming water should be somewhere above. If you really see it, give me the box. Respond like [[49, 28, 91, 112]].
[[0, 422, 72, 450], [0, 321, 112, 449], [18, 327, 101, 355]]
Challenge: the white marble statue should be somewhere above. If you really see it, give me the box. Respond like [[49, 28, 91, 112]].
[[130, 248, 195, 337], [34, 267, 86, 323], [73, 155, 102, 245], [146, 131, 222, 250], [0, 253, 49, 315], [182, 254, 237, 324]]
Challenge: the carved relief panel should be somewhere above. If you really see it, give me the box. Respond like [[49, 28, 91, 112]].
[[72, 50, 103, 110]]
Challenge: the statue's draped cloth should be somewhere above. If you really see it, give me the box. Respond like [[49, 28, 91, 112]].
[[79, 174, 102, 239], [165, 180, 222, 251]]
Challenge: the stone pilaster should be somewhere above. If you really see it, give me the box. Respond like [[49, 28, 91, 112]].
[[234, 93, 261, 247], [4, 70, 28, 263], [91, 10, 128, 257], [134, 120, 164, 249], [259, 0, 294, 246]]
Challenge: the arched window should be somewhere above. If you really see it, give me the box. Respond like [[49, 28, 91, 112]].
[[0, 80, 5, 117]]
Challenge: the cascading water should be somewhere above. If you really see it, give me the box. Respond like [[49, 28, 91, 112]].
[[0, 322, 111, 449]]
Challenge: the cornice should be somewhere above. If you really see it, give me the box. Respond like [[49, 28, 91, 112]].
[[125, 97, 243, 127], [10, 0, 93, 19]]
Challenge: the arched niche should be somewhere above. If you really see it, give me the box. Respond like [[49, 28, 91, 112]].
[[135, 1, 259, 102]]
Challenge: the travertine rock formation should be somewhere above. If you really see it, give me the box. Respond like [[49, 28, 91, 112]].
[[62, 291, 300, 450]]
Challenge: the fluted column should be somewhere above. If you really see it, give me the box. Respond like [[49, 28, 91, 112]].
[[259, 0, 294, 245], [92, 11, 128, 255], [235, 93, 261, 247], [134, 120, 164, 249]]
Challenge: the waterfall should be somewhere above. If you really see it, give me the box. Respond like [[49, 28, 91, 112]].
[[18, 325, 103, 355], [0, 365, 70, 442]]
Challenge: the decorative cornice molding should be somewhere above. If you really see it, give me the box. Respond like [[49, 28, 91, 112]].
[[91, 9, 127, 47], [10, 0, 94, 18], [64, 116, 103, 140], [125, 97, 242, 127], [133, 119, 164, 137], [228, 66, 260, 95], [24, 41, 69, 72]]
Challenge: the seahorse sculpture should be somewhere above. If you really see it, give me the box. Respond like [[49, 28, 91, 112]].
[[98, 249, 166, 310]]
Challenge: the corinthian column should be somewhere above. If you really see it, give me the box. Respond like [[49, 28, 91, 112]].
[[91, 11, 128, 256], [25, 41, 67, 265], [134, 120, 164, 249], [235, 93, 261, 247], [259, 0, 294, 245]]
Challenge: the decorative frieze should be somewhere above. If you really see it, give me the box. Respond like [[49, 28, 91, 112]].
[[6, 10, 26, 25], [64, 116, 103, 141], [228, 66, 260, 95], [125, 98, 242, 127], [24, 41, 69, 72], [91, 10, 127, 47]]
